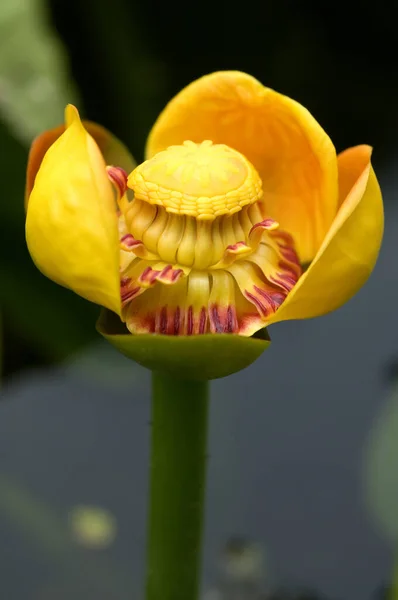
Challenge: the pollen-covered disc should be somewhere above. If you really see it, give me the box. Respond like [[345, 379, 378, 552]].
[[127, 141, 263, 220]]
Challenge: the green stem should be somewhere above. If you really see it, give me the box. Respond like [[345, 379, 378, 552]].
[[146, 372, 209, 600]]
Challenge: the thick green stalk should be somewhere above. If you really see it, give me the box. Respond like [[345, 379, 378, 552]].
[[146, 372, 209, 600]]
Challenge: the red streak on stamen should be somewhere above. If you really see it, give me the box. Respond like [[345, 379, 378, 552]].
[[250, 218, 279, 236], [279, 246, 301, 266], [209, 305, 239, 333], [159, 307, 168, 334], [187, 306, 194, 335], [199, 307, 207, 334], [270, 292, 285, 307], [160, 264, 172, 277], [121, 277, 130, 287], [140, 266, 151, 280], [174, 307, 181, 334], [261, 218, 278, 229], [273, 230, 294, 245], [121, 286, 140, 302], [281, 274, 297, 287], [274, 263, 298, 289], [140, 267, 160, 285], [244, 291, 269, 318], [120, 233, 142, 249], [157, 265, 184, 284], [120, 233, 133, 243], [172, 269, 183, 282], [139, 264, 183, 286], [211, 306, 224, 333], [253, 286, 275, 310], [270, 276, 290, 293], [227, 305, 236, 333], [226, 241, 247, 253], [107, 166, 128, 197], [160, 265, 181, 284], [149, 271, 160, 283]]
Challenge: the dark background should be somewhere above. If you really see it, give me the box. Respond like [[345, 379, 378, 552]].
[[0, 1, 398, 599]]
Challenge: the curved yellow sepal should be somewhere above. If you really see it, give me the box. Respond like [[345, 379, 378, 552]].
[[26, 105, 121, 315], [268, 145, 384, 325], [146, 71, 338, 263]]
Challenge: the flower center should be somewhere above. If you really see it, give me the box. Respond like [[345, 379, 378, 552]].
[[123, 141, 266, 269], [127, 140, 262, 220], [111, 143, 301, 337]]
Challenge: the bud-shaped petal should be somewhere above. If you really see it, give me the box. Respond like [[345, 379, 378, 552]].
[[26, 105, 121, 315]]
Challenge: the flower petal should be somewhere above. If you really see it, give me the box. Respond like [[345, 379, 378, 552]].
[[146, 71, 338, 262], [268, 145, 383, 325], [25, 118, 136, 210], [26, 105, 121, 315]]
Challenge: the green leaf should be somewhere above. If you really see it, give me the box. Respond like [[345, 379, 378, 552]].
[[97, 309, 271, 381]]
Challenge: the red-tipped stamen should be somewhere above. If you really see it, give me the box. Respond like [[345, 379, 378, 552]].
[[106, 166, 128, 198]]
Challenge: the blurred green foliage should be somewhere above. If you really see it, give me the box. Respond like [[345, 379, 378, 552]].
[[364, 381, 398, 543], [0, 0, 78, 143]]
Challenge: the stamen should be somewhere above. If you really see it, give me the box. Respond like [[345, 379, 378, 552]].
[[106, 166, 128, 199], [120, 233, 141, 249], [118, 141, 302, 336]]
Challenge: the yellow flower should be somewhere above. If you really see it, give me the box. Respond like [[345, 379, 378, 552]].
[[26, 71, 383, 340]]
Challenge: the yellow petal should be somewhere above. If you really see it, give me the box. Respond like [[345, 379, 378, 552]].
[[25, 118, 136, 211], [26, 105, 121, 315], [146, 71, 338, 263], [268, 145, 384, 325]]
